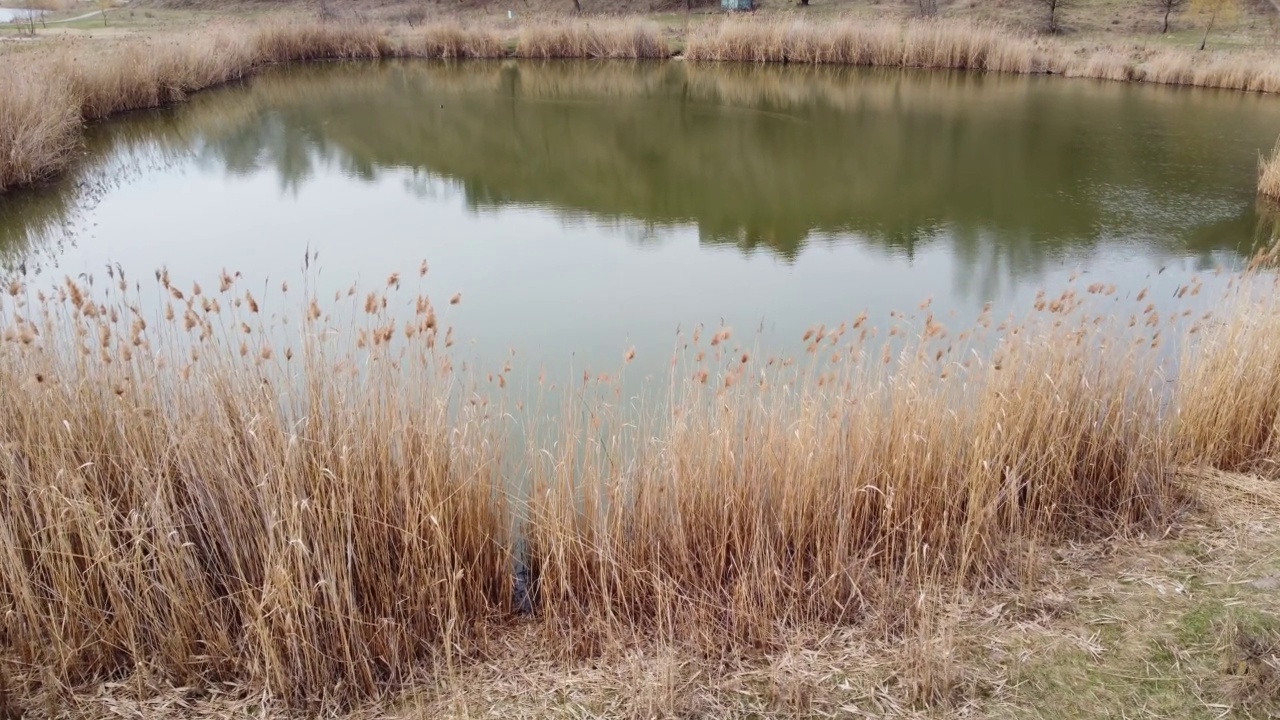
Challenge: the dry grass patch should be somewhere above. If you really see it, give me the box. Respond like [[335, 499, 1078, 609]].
[[685, 18, 1045, 71], [1261, 138, 1280, 203], [515, 19, 668, 59], [412, 23, 507, 59], [254, 22, 392, 63], [1063, 50, 1137, 81]]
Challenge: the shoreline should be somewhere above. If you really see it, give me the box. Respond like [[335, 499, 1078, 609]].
[[5, 16, 1280, 197]]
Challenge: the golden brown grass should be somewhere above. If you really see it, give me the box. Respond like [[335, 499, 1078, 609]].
[[0, 68, 80, 193], [684, 19, 1044, 71], [414, 22, 507, 59], [1175, 274, 1280, 471], [515, 19, 668, 59], [1260, 138, 1280, 202], [0, 265, 512, 705], [683, 17, 1280, 94], [4, 253, 1279, 711]]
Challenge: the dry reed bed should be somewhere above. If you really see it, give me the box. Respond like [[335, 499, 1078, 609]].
[[1261, 139, 1280, 202], [2, 260, 1279, 708], [516, 20, 668, 60], [685, 18, 1280, 94], [685, 19, 1042, 73]]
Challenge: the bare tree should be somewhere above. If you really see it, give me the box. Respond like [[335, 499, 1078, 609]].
[[1155, 0, 1186, 32], [1192, 0, 1239, 49], [1032, 0, 1068, 33], [913, 0, 938, 16], [17, 0, 37, 34]]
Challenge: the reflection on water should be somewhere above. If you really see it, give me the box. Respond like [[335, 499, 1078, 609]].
[[2, 59, 1278, 374]]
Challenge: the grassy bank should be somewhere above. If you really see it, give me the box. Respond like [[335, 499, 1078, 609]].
[[7, 16, 1280, 196], [1, 255, 1279, 710]]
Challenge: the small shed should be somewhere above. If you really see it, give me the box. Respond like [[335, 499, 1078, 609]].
[[721, 0, 753, 10]]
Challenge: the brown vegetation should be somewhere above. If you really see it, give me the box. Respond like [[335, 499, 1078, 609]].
[[1, 248, 1279, 712], [0, 66, 80, 193], [1260, 138, 1280, 202], [1174, 275, 1280, 469], [515, 18, 668, 59], [414, 22, 507, 58], [685, 16, 1280, 95]]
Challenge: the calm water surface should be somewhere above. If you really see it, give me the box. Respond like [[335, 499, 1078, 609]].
[[2, 60, 1278, 381], [0, 7, 44, 22]]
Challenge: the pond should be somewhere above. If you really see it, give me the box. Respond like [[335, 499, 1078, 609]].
[[2, 59, 1278, 385], [0, 7, 44, 22]]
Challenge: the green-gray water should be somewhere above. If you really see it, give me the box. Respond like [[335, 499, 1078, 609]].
[[2, 59, 1278, 379]]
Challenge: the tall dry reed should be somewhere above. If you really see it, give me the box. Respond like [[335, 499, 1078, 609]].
[[0, 265, 512, 706], [682, 16, 1280, 95], [524, 300, 1171, 649], [414, 23, 508, 59], [12, 259, 1280, 709], [1175, 273, 1280, 470], [0, 68, 80, 192], [684, 19, 1043, 73], [1260, 138, 1280, 202], [515, 19, 669, 60]]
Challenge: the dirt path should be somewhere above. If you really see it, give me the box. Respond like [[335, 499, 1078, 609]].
[[47, 9, 104, 23]]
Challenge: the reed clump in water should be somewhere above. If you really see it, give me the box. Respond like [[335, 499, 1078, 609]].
[[683, 17, 1280, 94], [415, 23, 508, 59], [0, 264, 513, 706], [524, 300, 1173, 650], [0, 68, 80, 193], [7, 260, 1279, 708], [683, 19, 1044, 72], [515, 19, 669, 60], [1175, 273, 1280, 470], [1259, 138, 1280, 203]]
